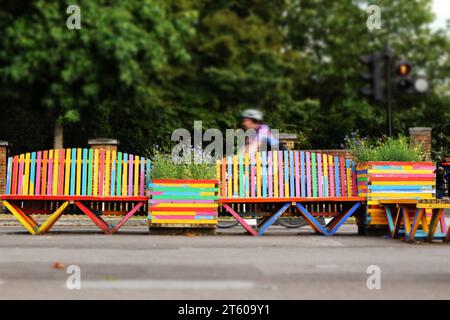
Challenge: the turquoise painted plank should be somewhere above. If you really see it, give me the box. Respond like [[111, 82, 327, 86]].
[[81, 148, 88, 196], [300, 151, 306, 197], [29, 152, 36, 193], [262, 152, 267, 197], [284, 150, 289, 195], [146, 159, 151, 190], [195, 215, 215, 220], [227, 155, 232, 196], [116, 152, 122, 196], [334, 156, 340, 197], [87, 149, 93, 196], [239, 153, 244, 198], [70, 148, 77, 195], [5, 157, 12, 195], [289, 151, 295, 197]]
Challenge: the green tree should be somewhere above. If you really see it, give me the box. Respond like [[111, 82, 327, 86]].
[[0, 0, 196, 149]]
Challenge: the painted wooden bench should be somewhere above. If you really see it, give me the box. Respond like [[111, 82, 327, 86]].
[[216, 150, 365, 236], [1, 148, 151, 234], [379, 199, 449, 242]]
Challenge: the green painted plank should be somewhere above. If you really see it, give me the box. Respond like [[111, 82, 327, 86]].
[[311, 152, 317, 197]]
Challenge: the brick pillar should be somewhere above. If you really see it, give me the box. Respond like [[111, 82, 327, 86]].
[[409, 127, 432, 160], [279, 133, 297, 150], [0, 141, 9, 211], [88, 138, 119, 152]]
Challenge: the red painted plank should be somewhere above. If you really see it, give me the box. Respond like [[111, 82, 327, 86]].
[[219, 197, 366, 204], [0, 195, 148, 201]]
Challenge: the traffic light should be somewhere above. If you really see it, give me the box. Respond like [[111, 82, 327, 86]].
[[394, 61, 414, 93], [359, 51, 385, 102]]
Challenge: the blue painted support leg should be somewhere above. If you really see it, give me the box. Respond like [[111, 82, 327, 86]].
[[406, 208, 422, 242], [257, 202, 291, 236], [326, 202, 361, 235], [295, 203, 330, 236], [385, 206, 395, 238]]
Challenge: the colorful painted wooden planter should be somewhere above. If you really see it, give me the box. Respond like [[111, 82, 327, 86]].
[[148, 179, 219, 232], [356, 161, 436, 230]]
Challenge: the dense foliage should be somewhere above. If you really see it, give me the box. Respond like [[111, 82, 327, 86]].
[[0, 0, 448, 157], [345, 132, 425, 162]]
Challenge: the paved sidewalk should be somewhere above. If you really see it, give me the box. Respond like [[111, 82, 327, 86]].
[[0, 224, 449, 300]]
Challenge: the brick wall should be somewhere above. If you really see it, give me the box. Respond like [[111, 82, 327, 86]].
[[88, 138, 119, 152], [409, 127, 432, 160], [0, 141, 9, 210]]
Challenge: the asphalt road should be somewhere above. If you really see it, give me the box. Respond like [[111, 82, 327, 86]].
[[1, 224, 450, 300]]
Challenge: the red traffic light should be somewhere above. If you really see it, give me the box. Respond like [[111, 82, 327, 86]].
[[396, 62, 411, 76]]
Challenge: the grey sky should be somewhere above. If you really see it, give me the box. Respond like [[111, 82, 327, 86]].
[[432, 0, 449, 30]]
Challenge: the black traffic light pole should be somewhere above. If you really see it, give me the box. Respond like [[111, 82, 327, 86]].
[[384, 42, 393, 137]]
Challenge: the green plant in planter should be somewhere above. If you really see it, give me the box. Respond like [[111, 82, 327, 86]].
[[150, 150, 217, 180], [344, 132, 426, 163]]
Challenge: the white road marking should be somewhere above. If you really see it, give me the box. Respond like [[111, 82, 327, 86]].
[[78, 280, 257, 290]]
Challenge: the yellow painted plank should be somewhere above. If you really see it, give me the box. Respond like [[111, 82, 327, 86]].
[[199, 192, 216, 196], [244, 153, 250, 197], [23, 153, 30, 195], [76, 148, 82, 196], [52, 150, 59, 196], [37, 201, 69, 233], [3, 200, 36, 234], [256, 152, 261, 197], [233, 155, 238, 196], [273, 151, 278, 198]]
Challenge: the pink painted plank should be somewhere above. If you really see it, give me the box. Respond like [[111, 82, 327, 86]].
[[278, 151, 284, 197], [306, 152, 311, 197], [222, 204, 258, 236], [329, 157, 335, 197], [294, 151, 300, 197], [35, 152, 42, 195], [128, 154, 133, 196], [317, 153, 323, 197], [47, 155, 53, 196], [268, 151, 273, 197], [58, 149, 65, 195], [99, 149, 105, 196], [140, 159, 145, 196], [250, 153, 256, 198]]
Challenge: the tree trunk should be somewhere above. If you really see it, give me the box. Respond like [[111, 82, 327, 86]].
[[53, 122, 63, 149]]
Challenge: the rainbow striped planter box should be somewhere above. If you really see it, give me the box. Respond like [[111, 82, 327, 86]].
[[356, 161, 435, 229], [148, 179, 219, 232]]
